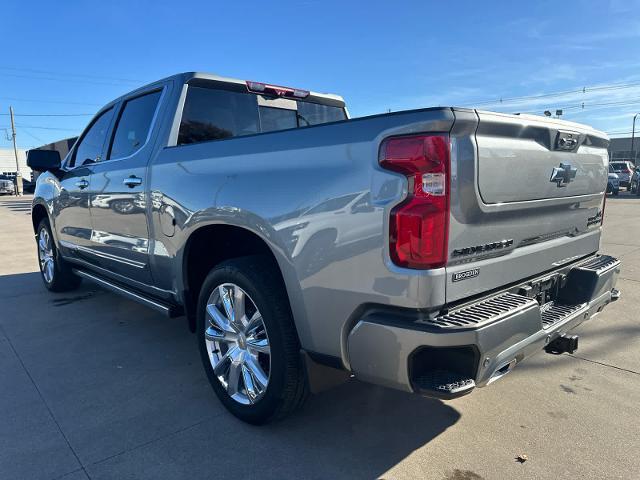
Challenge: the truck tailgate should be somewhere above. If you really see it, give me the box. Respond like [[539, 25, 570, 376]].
[[476, 112, 608, 203], [446, 109, 609, 303]]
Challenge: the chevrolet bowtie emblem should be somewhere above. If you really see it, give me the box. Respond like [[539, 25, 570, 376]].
[[550, 163, 577, 187]]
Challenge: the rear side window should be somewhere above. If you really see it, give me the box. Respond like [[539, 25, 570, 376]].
[[72, 108, 114, 167], [109, 90, 161, 159], [296, 101, 346, 126], [259, 107, 297, 133], [178, 87, 259, 145]]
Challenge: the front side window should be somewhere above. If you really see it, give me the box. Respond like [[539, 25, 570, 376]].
[[178, 87, 259, 145], [72, 108, 114, 167], [108, 90, 162, 159]]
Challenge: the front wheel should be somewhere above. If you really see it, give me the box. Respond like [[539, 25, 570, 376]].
[[36, 219, 81, 292], [196, 256, 308, 424]]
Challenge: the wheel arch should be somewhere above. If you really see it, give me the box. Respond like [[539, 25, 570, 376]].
[[180, 223, 308, 342], [31, 202, 49, 234]]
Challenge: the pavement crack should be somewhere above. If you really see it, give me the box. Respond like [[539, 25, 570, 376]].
[[51, 468, 87, 480], [567, 353, 640, 375], [618, 276, 640, 284], [0, 324, 92, 480], [87, 413, 224, 469]]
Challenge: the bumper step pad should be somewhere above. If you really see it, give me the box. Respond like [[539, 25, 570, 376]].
[[540, 302, 587, 329], [413, 370, 476, 399], [418, 292, 536, 329]]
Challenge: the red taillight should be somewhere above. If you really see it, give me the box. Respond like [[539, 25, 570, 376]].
[[379, 134, 450, 269]]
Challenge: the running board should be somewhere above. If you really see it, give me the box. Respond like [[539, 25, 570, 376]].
[[72, 269, 183, 318]]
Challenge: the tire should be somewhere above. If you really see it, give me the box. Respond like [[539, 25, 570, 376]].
[[196, 255, 308, 424], [613, 189, 619, 196], [36, 219, 82, 292]]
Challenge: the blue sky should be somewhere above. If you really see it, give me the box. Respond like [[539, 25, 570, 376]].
[[1, 0, 640, 150]]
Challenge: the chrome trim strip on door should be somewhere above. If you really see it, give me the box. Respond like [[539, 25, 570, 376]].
[[60, 240, 146, 269]]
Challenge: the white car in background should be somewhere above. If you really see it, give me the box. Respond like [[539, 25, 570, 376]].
[[0, 175, 15, 195]]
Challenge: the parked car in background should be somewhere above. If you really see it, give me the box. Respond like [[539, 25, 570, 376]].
[[630, 168, 640, 196], [29, 72, 621, 424], [0, 175, 15, 195], [607, 166, 620, 196], [610, 161, 634, 191]]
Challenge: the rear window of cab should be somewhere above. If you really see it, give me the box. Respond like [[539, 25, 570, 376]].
[[177, 85, 346, 146]]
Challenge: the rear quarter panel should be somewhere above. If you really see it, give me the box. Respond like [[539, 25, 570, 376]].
[[148, 109, 455, 365]]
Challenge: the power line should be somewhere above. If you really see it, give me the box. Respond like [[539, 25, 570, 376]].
[[14, 124, 79, 131], [0, 96, 102, 106], [520, 98, 640, 116], [18, 127, 45, 144], [0, 113, 93, 117], [465, 81, 640, 108], [0, 66, 143, 84]]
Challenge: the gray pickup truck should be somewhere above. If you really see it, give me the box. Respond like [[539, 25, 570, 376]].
[[28, 72, 620, 424]]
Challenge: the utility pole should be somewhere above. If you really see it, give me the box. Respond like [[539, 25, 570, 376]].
[[631, 113, 639, 166], [9, 106, 23, 196]]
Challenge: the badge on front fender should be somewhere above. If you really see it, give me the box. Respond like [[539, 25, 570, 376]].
[[452, 268, 479, 282]]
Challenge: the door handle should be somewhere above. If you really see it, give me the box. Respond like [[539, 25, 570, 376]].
[[123, 176, 142, 188], [75, 179, 89, 189]]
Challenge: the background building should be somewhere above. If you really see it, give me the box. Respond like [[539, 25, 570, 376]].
[[33, 137, 77, 161], [0, 148, 30, 179], [608, 137, 639, 164], [29, 137, 78, 182]]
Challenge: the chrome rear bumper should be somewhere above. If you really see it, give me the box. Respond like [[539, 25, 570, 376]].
[[347, 254, 620, 398]]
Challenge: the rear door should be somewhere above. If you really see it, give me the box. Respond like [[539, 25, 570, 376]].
[[446, 110, 609, 302], [87, 88, 164, 285], [54, 107, 115, 258]]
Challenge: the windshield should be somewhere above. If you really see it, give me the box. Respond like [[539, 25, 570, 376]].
[[611, 163, 631, 172], [304, 193, 360, 215]]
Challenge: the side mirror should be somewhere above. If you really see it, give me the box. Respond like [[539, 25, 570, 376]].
[[27, 150, 61, 172]]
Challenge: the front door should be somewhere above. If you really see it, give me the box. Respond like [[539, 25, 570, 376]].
[[54, 107, 115, 259], [87, 89, 163, 286]]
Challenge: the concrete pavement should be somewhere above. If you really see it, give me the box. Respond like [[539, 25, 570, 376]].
[[0, 193, 638, 480]]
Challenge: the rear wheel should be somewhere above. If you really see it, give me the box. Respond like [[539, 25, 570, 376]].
[[36, 219, 81, 292], [196, 256, 307, 424]]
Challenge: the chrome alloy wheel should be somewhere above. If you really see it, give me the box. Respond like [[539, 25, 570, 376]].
[[205, 283, 271, 405], [38, 227, 55, 284]]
